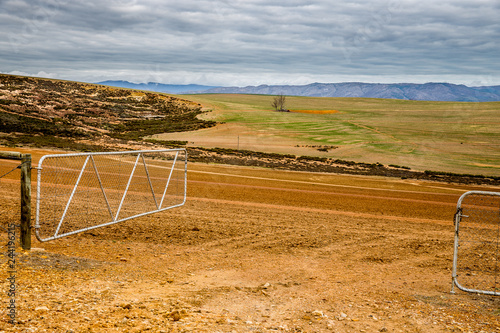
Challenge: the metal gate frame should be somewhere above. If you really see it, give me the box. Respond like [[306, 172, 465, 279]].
[[452, 190, 500, 296], [35, 149, 187, 242]]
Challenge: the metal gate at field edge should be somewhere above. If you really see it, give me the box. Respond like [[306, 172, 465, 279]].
[[35, 148, 187, 242], [452, 191, 500, 296]]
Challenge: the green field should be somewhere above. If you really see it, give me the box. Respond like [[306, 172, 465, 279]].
[[156, 94, 500, 177]]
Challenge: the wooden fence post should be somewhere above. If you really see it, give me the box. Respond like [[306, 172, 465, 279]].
[[20, 154, 31, 250]]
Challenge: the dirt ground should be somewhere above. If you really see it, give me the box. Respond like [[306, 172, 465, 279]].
[[2, 148, 500, 332]]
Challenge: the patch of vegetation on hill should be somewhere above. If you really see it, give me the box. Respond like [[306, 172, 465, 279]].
[[0, 74, 215, 148], [108, 110, 213, 141], [1, 134, 109, 152], [0, 109, 88, 136]]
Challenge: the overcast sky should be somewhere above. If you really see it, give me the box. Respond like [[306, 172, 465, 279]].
[[1, 0, 499, 86]]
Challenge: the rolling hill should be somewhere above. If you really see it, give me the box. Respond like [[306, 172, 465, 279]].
[[0, 74, 215, 150]]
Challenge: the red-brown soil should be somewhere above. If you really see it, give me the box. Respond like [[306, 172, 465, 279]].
[[2, 148, 500, 332]]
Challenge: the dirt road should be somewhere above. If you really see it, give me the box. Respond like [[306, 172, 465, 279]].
[[2, 152, 500, 332]]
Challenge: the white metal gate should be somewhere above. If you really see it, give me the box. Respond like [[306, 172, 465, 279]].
[[452, 191, 500, 296], [35, 149, 187, 242]]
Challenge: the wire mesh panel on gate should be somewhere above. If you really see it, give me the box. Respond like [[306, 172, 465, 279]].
[[452, 191, 500, 296], [35, 149, 187, 242], [0, 158, 22, 231]]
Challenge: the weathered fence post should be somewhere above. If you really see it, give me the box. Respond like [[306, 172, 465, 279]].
[[0, 151, 31, 250], [20, 154, 32, 250]]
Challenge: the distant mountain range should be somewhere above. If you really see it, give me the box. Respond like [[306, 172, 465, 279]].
[[97, 80, 500, 102], [96, 80, 219, 94], [201, 82, 500, 102]]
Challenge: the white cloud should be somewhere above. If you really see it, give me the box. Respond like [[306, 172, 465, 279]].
[[7, 70, 58, 79], [0, 0, 498, 86]]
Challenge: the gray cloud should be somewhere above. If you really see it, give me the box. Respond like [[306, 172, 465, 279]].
[[0, 0, 498, 86]]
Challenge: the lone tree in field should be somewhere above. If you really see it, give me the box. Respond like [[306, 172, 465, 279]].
[[271, 94, 287, 111]]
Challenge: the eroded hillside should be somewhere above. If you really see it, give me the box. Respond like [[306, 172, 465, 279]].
[[0, 74, 215, 149]]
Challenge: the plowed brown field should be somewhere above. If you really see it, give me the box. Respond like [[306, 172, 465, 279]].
[[2, 148, 500, 332]]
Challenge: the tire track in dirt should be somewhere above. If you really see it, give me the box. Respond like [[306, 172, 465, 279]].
[[188, 179, 459, 208], [187, 196, 451, 226], [187, 167, 463, 224], [189, 169, 469, 194]]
